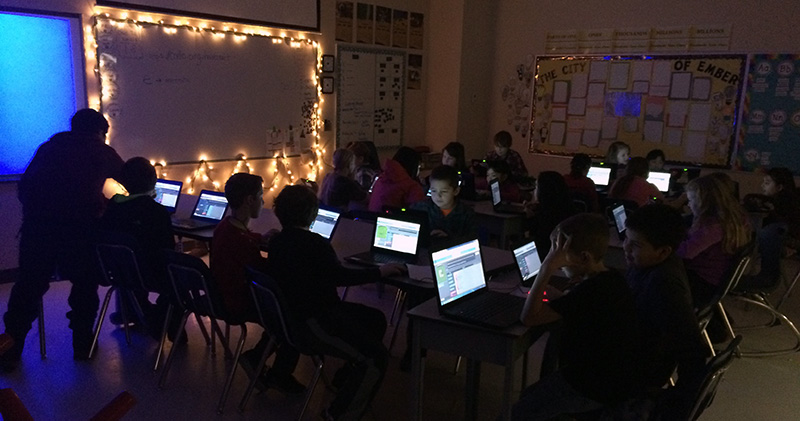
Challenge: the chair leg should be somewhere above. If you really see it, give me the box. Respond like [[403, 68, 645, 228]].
[[154, 304, 173, 371], [777, 265, 800, 310], [210, 319, 234, 360], [717, 302, 737, 342], [340, 286, 349, 301], [194, 313, 212, 346], [388, 289, 404, 327], [701, 328, 717, 357], [89, 287, 116, 359], [158, 311, 192, 389], [238, 336, 278, 413], [732, 296, 800, 357], [38, 299, 46, 359], [299, 355, 324, 421], [217, 325, 247, 415], [388, 292, 407, 352], [453, 356, 462, 375]]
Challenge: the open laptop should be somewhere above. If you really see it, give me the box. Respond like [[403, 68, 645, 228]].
[[345, 215, 422, 266], [433, 239, 525, 328], [513, 239, 572, 291], [489, 178, 525, 214], [310, 205, 341, 240], [587, 165, 612, 188], [154, 179, 182, 214], [611, 204, 627, 240], [171, 190, 229, 230], [647, 171, 671, 193]]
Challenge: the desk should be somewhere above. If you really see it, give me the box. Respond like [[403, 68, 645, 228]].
[[408, 298, 544, 420], [465, 200, 526, 249]]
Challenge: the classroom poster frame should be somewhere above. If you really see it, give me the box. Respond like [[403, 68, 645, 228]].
[[530, 54, 747, 168]]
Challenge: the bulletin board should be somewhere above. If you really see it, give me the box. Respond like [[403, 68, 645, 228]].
[[530, 55, 746, 167], [95, 18, 318, 163], [735, 54, 800, 174], [336, 45, 405, 148]]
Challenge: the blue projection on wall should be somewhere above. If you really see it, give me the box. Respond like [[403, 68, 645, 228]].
[[0, 11, 82, 178]]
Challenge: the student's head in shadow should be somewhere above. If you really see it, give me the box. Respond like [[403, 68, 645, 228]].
[[763, 167, 797, 197], [486, 160, 512, 184], [71, 108, 109, 142], [569, 153, 592, 178], [534, 171, 571, 210], [646, 149, 666, 171], [428, 165, 461, 211], [119, 157, 156, 195], [331, 148, 356, 178], [442, 142, 466, 170], [554, 213, 609, 280], [348, 141, 381, 172], [624, 204, 686, 269], [274, 184, 318, 229], [493, 130, 513, 158], [225, 173, 264, 219], [393, 146, 421, 179]]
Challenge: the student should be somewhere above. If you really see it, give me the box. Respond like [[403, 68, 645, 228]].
[[524, 171, 576, 260], [484, 130, 529, 181], [646, 149, 666, 171], [101, 157, 175, 336], [487, 160, 524, 203], [318, 148, 368, 212], [411, 165, 476, 246], [608, 157, 663, 208], [624, 205, 709, 418], [605, 141, 630, 165], [211, 173, 303, 395], [512, 213, 641, 420], [562, 153, 599, 212], [678, 174, 751, 308], [744, 167, 800, 246], [2, 109, 123, 368], [266, 185, 405, 420], [368, 146, 426, 212], [347, 141, 381, 191], [440, 141, 476, 200]]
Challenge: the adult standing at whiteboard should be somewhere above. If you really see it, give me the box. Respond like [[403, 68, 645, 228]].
[[1, 109, 124, 371]]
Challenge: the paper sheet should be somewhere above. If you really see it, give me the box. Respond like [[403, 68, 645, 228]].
[[587, 83, 606, 107], [685, 132, 707, 158], [691, 77, 711, 100], [553, 80, 569, 103], [602, 117, 619, 138], [582, 130, 600, 147], [670, 72, 692, 99], [652, 61, 672, 86], [571, 73, 588, 98], [589, 61, 609, 81], [549, 121, 566, 145], [609, 62, 630, 89], [585, 108, 603, 130], [565, 130, 582, 149], [644, 120, 664, 142], [568, 97, 587, 115], [688, 103, 712, 131]]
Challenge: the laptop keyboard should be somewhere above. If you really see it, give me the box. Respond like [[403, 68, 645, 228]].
[[372, 254, 408, 264], [459, 293, 522, 321]]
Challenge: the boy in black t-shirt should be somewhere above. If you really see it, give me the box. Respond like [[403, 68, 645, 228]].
[[512, 213, 641, 420]]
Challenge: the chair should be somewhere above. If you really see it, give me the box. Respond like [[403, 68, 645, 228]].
[[91, 231, 155, 359], [686, 335, 743, 420], [695, 240, 754, 356], [727, 224, 800, 357], [240, 267, 324, 419], [159, 250, 244, 414]]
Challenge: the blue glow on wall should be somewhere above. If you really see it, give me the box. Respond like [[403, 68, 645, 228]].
[[0, 12, 78, 177]]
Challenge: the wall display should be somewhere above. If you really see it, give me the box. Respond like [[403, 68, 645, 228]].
[[546, 24, 731, 54], [335, 1, 354, 42], [0, 9, 86, 179], [391, 10, 408, 48], [337, 45, 404, 148], [374, 6, 391, 46], [736, 54, 800, 173], [502, 54, 535, 141], [531, 55, 746, 167], [95, 17, 319, 163], [356, 3, 374, 44], [98, 0, 319, 31], [409, 12, 424, 50], [408, 54, 422, 90]]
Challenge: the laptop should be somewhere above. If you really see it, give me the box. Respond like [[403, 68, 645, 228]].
[[647, 171, 671, 193], [433, 239, 525, 328], [587, 165, 612, 188], [154, 179, 182, 214], [611, 204, 627, 240], [513, 239, 572, 291], [345, 215, 422, 266], [310, 205, 341, 240], [489, 178, 525, 214], [171, 190, 229, 230]]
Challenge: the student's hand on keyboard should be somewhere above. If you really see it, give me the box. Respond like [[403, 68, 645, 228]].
[[379, 263, 407, 278]]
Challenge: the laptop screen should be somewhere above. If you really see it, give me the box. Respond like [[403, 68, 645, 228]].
[[432, 239, 487, 306], [373, 216, 421, 255], [154, 179, 182, 212], [647, 171, 671, 192], [490, 178, 502, 206], [612, 204, 627, 234], [513, 240, 543, 283], [587, 166, 612, 186], [310, 207, 341, 239], [193, 190, 229, 221]]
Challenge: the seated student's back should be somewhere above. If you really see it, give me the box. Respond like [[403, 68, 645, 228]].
[[563, 153, 599, 212], [368, 146, 425, 212], [608, 157, 664, 207]]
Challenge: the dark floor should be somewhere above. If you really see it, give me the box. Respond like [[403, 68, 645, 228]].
[[1, 257, 799, 420]]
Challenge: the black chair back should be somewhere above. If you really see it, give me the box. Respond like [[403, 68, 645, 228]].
[[246, 267, 308, 353], [163, 249, 224, 321], [688, 335, 743, 420], [95, 230, 148, 291]]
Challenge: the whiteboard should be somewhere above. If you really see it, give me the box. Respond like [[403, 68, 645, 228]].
[[96, 18, 318, 163], [98, 0, 319, 31], [336, 45, 405, 148]]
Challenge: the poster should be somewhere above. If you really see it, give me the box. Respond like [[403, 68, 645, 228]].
[[531, 55, 745, 166], [335, 1, 354, 42], [391, 9, 408, 48], [736, 54, 800, 173], [409, 12, 424, 50], [356, 3, 373, 44], [408, 54, 422, 90], [374, 6, 391, 46]]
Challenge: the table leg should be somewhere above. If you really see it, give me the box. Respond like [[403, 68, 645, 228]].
[[411, 320, 424, 421], [501, 354, 515, 420], [465, 359, 481, 421]]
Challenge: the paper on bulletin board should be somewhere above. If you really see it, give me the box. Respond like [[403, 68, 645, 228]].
[[356, 3, 373, 44], [374, 6, 391, 46], [735, 54, 800, 173], [335, 1, 354, 42], [531, 55, 745, 166]]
